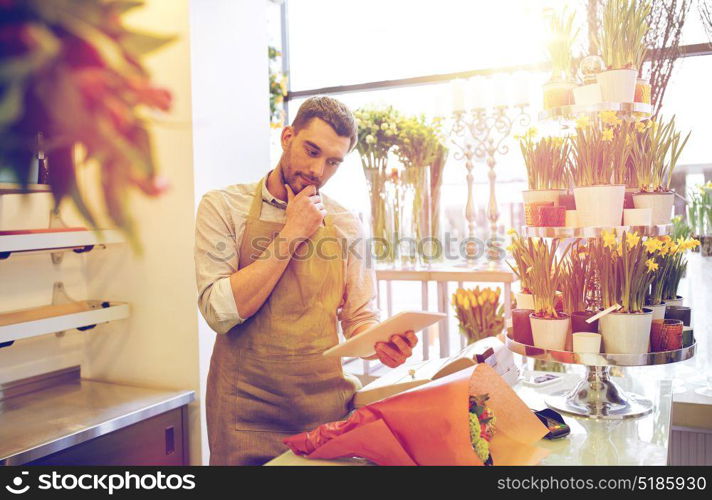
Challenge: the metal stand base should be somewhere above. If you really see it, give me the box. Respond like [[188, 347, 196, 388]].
[[545, 366, 653, 420]]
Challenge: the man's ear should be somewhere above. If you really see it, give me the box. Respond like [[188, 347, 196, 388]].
[[281, 125, 295, 150]]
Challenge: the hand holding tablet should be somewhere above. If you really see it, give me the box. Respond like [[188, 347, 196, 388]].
[[322, 311, 446, 359]]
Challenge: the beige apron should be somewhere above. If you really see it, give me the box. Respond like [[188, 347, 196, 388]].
[[205, 179, 356, 465]]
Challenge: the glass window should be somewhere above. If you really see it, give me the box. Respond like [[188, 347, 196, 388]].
[[287, 0, 584, 91]]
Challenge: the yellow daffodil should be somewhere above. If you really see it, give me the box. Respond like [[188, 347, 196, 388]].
[[602, 230, 617, 249], [646, 258, 659, 272], [643, 238, 662, 254], [575, 115, 590, 129], [525, 126, 538, 139], [626, 232, 641, 249], [506, 244, 514, 253], [599, 110, 622, 127], [616, 243, 623, 256], [506, 228, 517, 236], [602, 128, 614, 142], [635, 121, 647, 133]]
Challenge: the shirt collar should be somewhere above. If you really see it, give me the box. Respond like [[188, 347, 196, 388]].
[[262, 171, 287, 210]]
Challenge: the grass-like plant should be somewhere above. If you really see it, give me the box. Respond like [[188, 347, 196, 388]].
[[516, 238, 572, 319], [546, 7, 580, 78], [631, 116, 690, 192], [601, 0, 651, 70], [591, 230, 657, 313], [519, 130, 571, 190]]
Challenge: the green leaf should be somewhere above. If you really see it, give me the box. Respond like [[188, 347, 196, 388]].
[[119, 30, 176, 56], [105, 0, 145, 14], [0, 83, 24, 127]]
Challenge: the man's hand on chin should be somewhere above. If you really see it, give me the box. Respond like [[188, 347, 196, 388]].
[[373, 330, 417, 368]]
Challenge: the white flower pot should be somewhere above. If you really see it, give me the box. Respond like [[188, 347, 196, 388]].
[[646, 303, 666, 322], [572, 332, 602, 353], [573, 185, 625, 227], [573, 83, 602, 106], [530, 314, 570, 351], [522, 189, 564, 206], [663, 296, 683, 308], [515, 292, 535, 310], [597, 68, 637, 103], [632, 192, 675, 225], [599, 309, 653, 354], [623, 208, 652, 226], [565, 210, 578, 227]]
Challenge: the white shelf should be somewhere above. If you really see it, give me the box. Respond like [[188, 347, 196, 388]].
[[0, 301, 130, 345], [539, 102, 652, 121], [0, 229, 124, 258], [520, 224, 672, 238], [0, 183, 51, 195]]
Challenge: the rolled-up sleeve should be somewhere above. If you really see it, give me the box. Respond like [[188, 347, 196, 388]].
[[337, 212, 381, 339], [194, 192, 244, 334]]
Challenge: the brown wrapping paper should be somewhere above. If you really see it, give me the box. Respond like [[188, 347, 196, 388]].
[[284, 364, 549, 465]]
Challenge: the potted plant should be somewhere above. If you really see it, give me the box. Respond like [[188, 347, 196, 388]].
[[543, 7, 579, 109], [518, 238, 572, 351], [592, 231, 657, 354], [660, 235, 700, 306], [506, 229, 535, 310], [631, 116, 691, 225], [452, 287, 505, 345], [519, 129, 570, 211], [643, 237, 667, 323], [598, 0, 651, 103], [561, 241, 599, 330], [570, 115, 625, 227]]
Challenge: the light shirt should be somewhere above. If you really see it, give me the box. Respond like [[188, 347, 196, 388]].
[[194, 170, 381, 337]]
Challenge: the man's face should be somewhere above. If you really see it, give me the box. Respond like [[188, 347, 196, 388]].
[[280, 117, 351, 194]]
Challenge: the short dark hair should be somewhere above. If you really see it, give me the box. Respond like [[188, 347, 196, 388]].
[[291, 96, 357, 151]]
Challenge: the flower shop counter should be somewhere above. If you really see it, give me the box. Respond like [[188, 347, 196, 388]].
[[266, 370, 673, 466]]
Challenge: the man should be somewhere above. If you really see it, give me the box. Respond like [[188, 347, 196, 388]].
[[195, 96, 418, 465]]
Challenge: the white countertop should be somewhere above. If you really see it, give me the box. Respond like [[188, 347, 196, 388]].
[[266, 370, 672, 466]]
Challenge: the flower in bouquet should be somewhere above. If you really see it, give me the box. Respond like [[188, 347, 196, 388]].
[[518, 130, 571, 190], [354, 106, 402, 171], [469, 394, 496, 466], [355, 106, 403, 261], [601, 0, 651, 71], [452, 287, 505, 344], [394, 114, 446, 256], [631, 116, 691, 192], [517, 237, 572, 318]]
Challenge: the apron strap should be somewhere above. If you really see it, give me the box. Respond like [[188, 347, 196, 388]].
[[248, 178, 265, 219]]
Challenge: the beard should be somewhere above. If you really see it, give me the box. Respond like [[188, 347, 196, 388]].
[[280, 151, 321, 194]]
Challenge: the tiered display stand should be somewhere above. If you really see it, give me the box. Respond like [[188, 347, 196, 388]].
[[511, 103, 695, 420]]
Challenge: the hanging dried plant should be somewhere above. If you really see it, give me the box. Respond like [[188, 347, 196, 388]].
[[642, 0, 692, 117], [700, 0, 712, 42]]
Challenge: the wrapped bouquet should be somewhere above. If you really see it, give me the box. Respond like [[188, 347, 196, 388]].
[[283, 364, 549, 466]]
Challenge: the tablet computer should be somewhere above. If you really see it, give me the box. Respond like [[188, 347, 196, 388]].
[[322, 310, 446, 358]]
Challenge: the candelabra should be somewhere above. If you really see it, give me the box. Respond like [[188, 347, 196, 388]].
[[449, 104, 530, 265]]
